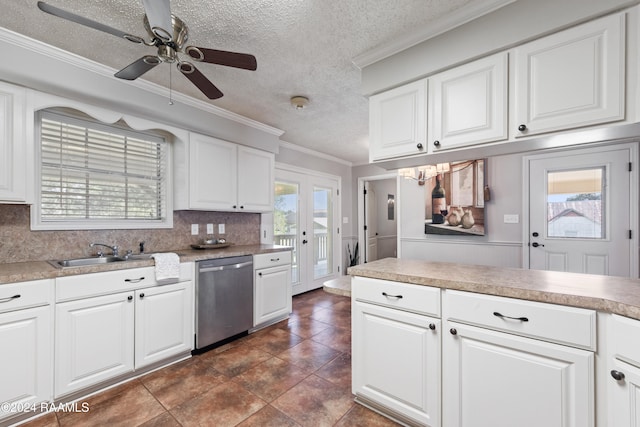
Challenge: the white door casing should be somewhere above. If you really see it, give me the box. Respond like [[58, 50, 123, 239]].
[[524, 144, 636, 277], [365, 182, 378, 262]]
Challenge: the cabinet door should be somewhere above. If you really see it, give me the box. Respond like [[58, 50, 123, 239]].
[[188, 133, 237, 210], [609, 358, 640, 427], [353, 300, 440, 427], [442, 320, 593, 427], [0, 306, 51, 419], [55, 292, 134, 397], [369, 79, 427, 162], [0, 81, 26, 203], [237, 146, 274, 212], [254, 265, 291, 327], [514, 13, 624, 137], [134, 281, 193, 369], [429, 52, 507, 151]]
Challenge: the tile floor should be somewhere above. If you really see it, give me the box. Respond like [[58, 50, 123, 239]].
[[20, 289, 400, 427]]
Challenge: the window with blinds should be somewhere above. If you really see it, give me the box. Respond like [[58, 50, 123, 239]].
[[35, 110, 171, 229]]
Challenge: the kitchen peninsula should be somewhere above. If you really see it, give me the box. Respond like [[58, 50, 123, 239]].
[[348, 258, 640, 427]]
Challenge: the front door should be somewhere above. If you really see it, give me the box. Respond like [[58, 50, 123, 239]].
[[527, 145, 633, 277]]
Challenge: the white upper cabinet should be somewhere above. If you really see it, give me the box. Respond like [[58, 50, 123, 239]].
[[429, 52, 508, 151], [513, 13, 625, 137], [176, 132, 274, 212], [369, 79, 427, 162], [0, 81, 27, 203]]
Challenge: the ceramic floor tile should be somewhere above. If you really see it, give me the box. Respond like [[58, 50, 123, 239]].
[[137, 411, 181, 427], [16, 412, 59, 427], [272, 374, 354, 427], [311, 325, 352, 353], [245, 326, 305, 355], [334, 403, 401, 426], [233, 356, 314, 402], [277, 339, 342, 371], [170, 381, 266, 427], [316, 352, 352, 388], [236, 405, 301, 427], [198, 342, 273, 378], [57, 381, 165, 427], [310, 306, 352, 326], [278, 316, 332, 339], [140, 356, 227, 409]]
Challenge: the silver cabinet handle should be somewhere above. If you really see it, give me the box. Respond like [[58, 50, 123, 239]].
[[0, 294, 20, 303]]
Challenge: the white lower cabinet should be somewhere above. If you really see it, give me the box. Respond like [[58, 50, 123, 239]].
[[55, 292, 135, 397], [55, 266, 194, 398], [0, 279, 53, 422], [253, 251, 292, 329], [352, 277, 441, 427]]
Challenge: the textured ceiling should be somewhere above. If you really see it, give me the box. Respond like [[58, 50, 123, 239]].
[[0, 0, 482, 164]]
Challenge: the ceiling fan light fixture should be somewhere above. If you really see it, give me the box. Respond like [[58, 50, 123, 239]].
[[291, 96, 309, 110]]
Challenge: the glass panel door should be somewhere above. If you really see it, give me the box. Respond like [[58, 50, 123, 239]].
[[313, 185, 333, 279], [274, 180, 300, 283]]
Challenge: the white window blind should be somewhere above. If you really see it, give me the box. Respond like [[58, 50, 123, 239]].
[[38, 111, 168, 225]]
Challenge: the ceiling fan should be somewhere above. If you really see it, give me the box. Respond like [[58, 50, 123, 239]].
[[37, 0, 257, 99]]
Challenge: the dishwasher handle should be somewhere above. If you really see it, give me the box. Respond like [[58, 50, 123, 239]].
[[199, 261, 253, 273]]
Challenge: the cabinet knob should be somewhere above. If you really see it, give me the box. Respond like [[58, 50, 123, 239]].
[[258, 272, 262, 277], [450, 328, 457, 335], [127, 295, 133, 301], [139, 293, 145, 299], [433, 140, 441, 147], [611, 370, 626, 381], [416, 143, 424, 150], [233, 205, 237, 209], [429, 323, 436, 330], [518, 124, 527, 132], [240, 206, 244, 209]]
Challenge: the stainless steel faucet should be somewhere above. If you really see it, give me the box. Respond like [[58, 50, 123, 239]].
[[90, 243, 119, 257]]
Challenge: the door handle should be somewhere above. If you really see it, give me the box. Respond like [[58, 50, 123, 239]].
[[532, 242, 545, 248], [302, 240, 308, 244]]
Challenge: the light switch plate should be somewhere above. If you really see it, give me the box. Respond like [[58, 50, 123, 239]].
[[191, 224, 199, 235], [219, 223, 225, 234], [504, 214, 519, 224]]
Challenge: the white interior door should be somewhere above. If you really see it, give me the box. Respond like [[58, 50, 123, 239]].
[[365, 182, 378, 262], [274, 169, 340, 295], [527, 145, 633, 277]]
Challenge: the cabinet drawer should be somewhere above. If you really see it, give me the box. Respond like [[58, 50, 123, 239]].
[[610, 314, 640, 367], [253, 251, 292, 269], [0, 279, 53, 313], [352, 277, 440, 317], [56, 267, 157, 302], [443, 290, 596, 350]]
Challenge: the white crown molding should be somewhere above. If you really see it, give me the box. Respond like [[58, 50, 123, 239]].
[[278, 140, 353, 167], [0, 27, 284, 137], [352, 0, 517, 69]]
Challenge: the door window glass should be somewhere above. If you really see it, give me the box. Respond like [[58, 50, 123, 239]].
[[313, 186, 333, 278], [547, 168, 604, 239], [274, 181, 299, 283]]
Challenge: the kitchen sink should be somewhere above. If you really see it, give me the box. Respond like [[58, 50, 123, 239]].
[[49, 254, 152, 269]]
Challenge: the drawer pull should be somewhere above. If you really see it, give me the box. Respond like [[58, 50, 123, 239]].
[[382, 292, 403, 299], [270, 258, 280, 262], [493, 311, 529, 322], [125, 277, 145, 283], [0, 294, 20, 303], [611, 370, 625, 381], [429, 323, 436, 330]]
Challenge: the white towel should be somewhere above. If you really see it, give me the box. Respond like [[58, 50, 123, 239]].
[[151, 252, 180, 285]]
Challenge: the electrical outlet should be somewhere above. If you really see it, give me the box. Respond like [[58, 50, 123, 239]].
[[207, 223, 214, 234], [191, 224, 199, 235], [504, 214, 520, 224], [218, 223, 225, 234]]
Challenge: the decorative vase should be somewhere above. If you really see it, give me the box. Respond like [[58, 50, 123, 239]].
[[461, 210, 475, 229]]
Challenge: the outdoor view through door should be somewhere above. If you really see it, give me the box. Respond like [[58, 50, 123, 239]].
[[274, 169, 339, 295]]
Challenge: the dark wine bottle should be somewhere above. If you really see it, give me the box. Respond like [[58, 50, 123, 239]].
[[431, 174, 446, 224]]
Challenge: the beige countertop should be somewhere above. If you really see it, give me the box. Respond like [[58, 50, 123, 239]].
[[0, 244, 291, 284], [348, 258, 640, 320]]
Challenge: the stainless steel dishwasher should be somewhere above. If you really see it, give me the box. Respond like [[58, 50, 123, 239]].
[[195, 255, 253, 350]]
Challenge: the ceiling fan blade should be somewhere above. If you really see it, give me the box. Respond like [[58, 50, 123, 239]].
[[178, 62, 223, 99], [185, 47, 257, 71], [37, 1, 143, 42], [141, 0, 173, 41], [115, 56, 161, 80]]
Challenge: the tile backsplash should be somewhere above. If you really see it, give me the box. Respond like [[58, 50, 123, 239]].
[[0, 204, 261, 263]]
